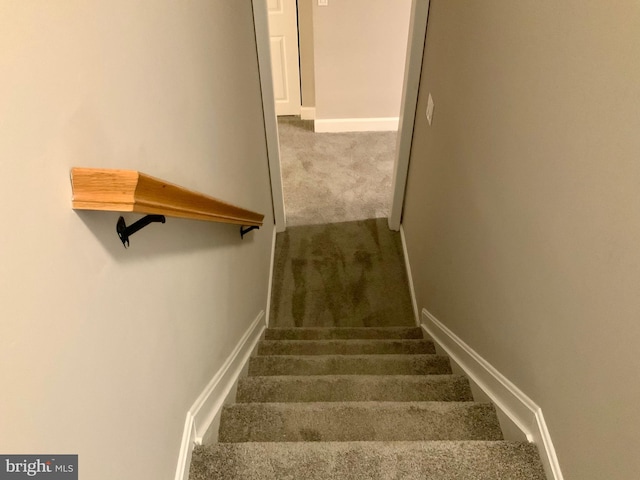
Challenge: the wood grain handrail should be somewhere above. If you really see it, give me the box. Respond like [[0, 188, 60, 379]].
[[70, 168, 264, 227]]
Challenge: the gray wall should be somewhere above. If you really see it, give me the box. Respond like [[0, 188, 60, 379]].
[[312, 0, 411, 120], [0, 1, 274, 479], [402, 1, 640, 478]]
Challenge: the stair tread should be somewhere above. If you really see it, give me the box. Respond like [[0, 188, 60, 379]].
[[191, 441, 546, 480], [224, 400, 487, 407], [248, 354, 452, 376], [240, 373, 468, 380], [260, 339, 432, 343], [251, 353, 445, 358], [219, 401, 503, 442], [258, 339, 436, 356], [237, 374, 473, 403], [265, 327, 424, 340]]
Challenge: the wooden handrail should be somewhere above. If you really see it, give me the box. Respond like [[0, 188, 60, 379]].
[[70, 168, 264, 227]]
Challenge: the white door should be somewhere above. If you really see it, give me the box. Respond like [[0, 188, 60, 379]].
[[267, 0, 301, 116]]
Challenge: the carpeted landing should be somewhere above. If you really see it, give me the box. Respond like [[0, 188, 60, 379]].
[[269, 219, 415, 328], [190, 221, 547, 479]]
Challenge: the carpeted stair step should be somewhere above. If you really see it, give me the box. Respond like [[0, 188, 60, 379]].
[[257, 339, 435, 356], [190, 441, 547, 480], [219, 401, 503, 442], [236, 374, 473, 403], [264, 326, 424, 340], [248, 354, 452, 376]]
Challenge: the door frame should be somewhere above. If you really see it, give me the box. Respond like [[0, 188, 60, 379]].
[[253, 0, 286, 232], [388, 0, 430, 231], [252, 0, 431, 232]]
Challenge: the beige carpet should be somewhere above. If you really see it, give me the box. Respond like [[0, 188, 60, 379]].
[[278, 117, 396, 226], [268, 219, 415, 328], [190, 325, 547, 480]]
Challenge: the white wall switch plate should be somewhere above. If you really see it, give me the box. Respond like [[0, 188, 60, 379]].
[[318, 0, 328, 6], [426, 93, 434, 125]]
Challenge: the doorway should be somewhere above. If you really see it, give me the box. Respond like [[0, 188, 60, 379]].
[[253, 0, 431, 231]]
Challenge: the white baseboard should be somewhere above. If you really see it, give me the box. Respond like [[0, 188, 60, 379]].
[[300, 107, 316, 120], [191, 311, 266, 442], [421, 308, 564, 480], [314, 117, 399, 133], [174, 412, 196, 480], [399, 226, 419, 326], [174, 311, 266, 480]]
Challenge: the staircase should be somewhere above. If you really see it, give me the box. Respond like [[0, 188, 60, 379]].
[[190, 326, 546, 479], [189, 220, 546, 479]]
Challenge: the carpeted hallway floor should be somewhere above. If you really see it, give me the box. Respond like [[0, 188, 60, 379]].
[[278, 117, 396, 226]]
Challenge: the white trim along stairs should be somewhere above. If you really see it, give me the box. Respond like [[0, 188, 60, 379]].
[[174, 311, 266, 480], [420, 309, 564, 480], [399, 228, 564, 480]]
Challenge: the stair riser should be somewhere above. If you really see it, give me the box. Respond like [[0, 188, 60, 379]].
[[265, 327, 424, 340], [219, 402, 503, 442], [258, 340, 435, 356], [248, 355, 452, 376], [236, 376, 473, 403]]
